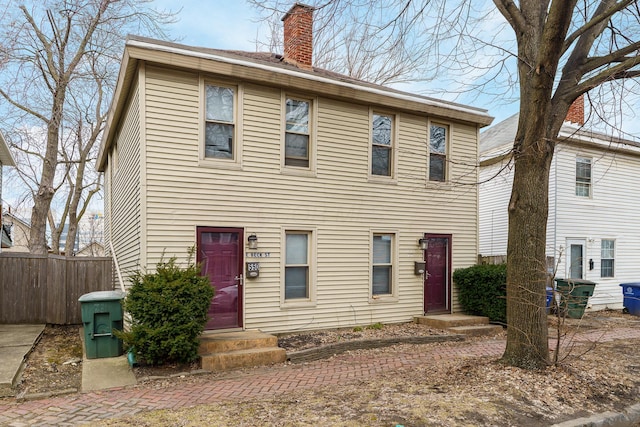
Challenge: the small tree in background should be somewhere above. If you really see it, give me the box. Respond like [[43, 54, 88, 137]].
[[122, 251, 213, 365]]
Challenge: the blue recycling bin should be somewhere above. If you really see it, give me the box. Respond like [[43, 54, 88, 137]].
[[546, 287, 554, 313], [620, 283, 640, 316]]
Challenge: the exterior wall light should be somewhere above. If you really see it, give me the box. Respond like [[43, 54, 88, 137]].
[[248, 234, 258, 250], [418, 238, 428, 250]]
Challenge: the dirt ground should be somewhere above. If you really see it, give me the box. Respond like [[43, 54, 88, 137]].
[[9, 311, 640, 426]]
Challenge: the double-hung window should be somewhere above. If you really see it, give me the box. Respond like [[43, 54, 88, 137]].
[[601, 239, 615, 278], [429, 124, 448, 182], [285, 232, 310, 299], [372, 234, 394, 295], [575, 157, 592, 197], [205, 84, 235, 159], [371, 113, 393, 176], [285, 97, 310, 167]]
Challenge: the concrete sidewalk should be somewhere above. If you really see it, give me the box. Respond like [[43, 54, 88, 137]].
[[0, 324, 45, 397]]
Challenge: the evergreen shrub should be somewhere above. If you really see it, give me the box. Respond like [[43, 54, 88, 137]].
[[120, 252, 214, 364], [454, 263, 507, 324]]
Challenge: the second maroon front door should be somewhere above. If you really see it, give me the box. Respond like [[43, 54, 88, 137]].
[[197, 227, 243, 330], [424, 234, 451, 313]]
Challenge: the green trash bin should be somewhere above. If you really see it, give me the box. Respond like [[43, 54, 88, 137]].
[[554, 278, 596, 319], [78, 290, 125, 359]]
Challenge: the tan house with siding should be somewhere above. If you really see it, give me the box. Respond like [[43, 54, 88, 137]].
[[97, 4, 493, 334]]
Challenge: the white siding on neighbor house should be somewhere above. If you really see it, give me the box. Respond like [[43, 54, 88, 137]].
[[109, 79, 142, 285], [480, 138, 640, 310], [139, 65, 480, 333], [552, 144, 640, 308]]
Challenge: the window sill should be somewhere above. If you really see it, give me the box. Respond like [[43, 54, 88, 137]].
[[368, 176, 397, 185], [280, 300, 317, 309], [198, 158, 243, 171], [369, 295, 398, 304], [280, 167, 317, 178]]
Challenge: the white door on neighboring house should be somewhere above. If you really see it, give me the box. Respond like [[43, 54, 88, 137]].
[[566, 239, 586, 279]]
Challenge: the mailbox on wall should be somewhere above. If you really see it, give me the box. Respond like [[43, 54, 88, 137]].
[[246, 262, 260, 278], [414, 261, 426, 275]]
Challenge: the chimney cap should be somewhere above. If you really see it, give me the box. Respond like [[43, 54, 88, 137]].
[[281, 3, 316, 21]]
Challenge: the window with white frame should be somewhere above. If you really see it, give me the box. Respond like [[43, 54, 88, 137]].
[[371, 113, 393, 176], [601, 239, 615, 278], [285, 231, 310, 299], [372, 234, 394, 295], [204, 84, 235, 159], [575, 157, 592, 197], [285, 97, 311, 167], [429, 124, 447, 182]]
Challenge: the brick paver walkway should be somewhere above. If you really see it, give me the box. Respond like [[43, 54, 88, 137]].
[[1, 327, 639, 426]]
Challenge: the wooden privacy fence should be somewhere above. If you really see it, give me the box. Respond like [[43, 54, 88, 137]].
[[0, 253, 113, 324]]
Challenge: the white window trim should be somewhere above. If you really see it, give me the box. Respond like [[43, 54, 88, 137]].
[[600, 238, 615, 278], [280, 227, 317, 308], [427, 121, 450, 186], [198, 76, 243, 170], [368, 108, 398, 184], [280, 92, 317, 177], [369, 229, 399, 303], [575, 156, 592, 198]]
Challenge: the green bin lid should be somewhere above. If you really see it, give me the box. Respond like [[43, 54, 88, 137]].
[[554, 278, 596, 286], [78, 290, 125, 302]]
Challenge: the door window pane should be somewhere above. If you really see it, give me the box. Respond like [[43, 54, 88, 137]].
[[570, 244, 583, 279]]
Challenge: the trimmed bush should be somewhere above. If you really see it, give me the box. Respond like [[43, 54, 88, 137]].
[[120, 252, 214, 365], [454, 263, 507, 324]]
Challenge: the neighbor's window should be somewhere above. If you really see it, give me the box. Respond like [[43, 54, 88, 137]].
[[429, 124, 447, 182], [575, 157, 592, 197], [601, 239, 615, 278], [285, 232, 310, 299], [371, 113, 393, 176], [205, 84, 235, 159], [285, 97, 310, 167], [372, 234, 394, 295]]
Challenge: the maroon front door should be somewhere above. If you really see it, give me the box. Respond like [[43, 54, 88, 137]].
[[197, 227, 243, 330], [424, 234, 452, 313]]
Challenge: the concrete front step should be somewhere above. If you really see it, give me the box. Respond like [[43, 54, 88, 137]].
[[201, 347, 286, 371], [447, 324, 503, 337], [415, 314, 491, 329], [198, 330, 278, 355]]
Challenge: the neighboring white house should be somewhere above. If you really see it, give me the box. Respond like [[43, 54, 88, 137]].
[[479, 99, 640, 310], [97, 4, 493, 333], [0, 132, 16, 252]]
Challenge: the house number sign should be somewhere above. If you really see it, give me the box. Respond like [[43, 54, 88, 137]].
[[246, 252, 271, 258]]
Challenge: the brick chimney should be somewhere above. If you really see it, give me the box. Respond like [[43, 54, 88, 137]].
[[281, 3, 315, 70], [566, 94, 585, 125]]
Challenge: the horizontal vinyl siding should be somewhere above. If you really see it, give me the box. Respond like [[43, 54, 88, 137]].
[[142, 65, 479, 333], [110, 83, 142, 283], [479, 160, 512, 256], [553, 144, 640, 308]]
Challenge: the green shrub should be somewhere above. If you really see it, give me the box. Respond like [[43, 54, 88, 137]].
[[120, 252, 214, 365], [454, 263, 507, 324]]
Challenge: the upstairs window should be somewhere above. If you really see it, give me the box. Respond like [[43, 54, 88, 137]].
[[205, 84, 235, 159], [575, 157, 592, 197], [285, 98, 310, 167], [429, 124, 447, 182], [371, 113, 393, 176], [601, 239, 615, 278]]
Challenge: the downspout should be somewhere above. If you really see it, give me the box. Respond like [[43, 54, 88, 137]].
[[110, 239, 126, 293]]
